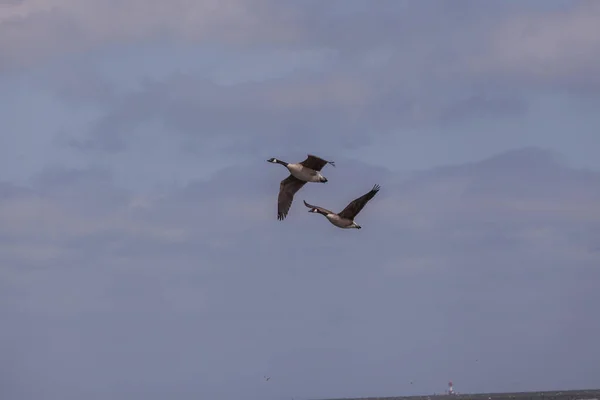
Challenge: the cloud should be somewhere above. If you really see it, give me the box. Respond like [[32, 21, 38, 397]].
[[28, 1, 597, 158], [2, 148, 600, 399], [0, 0, 309, 71], [66, 72, 385, 154], [471, 0, 600, 92], [66, 66, 531, 156], [8, 1, 597, 166], [5, 0, 598, 95]]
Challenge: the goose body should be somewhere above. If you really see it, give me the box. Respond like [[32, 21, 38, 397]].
[[304, 184, 380, 229], [267, 157, 332, 183], [268, 154, 335, 220]]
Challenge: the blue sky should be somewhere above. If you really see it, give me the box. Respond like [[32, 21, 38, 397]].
[[1, 1, 600, 399]]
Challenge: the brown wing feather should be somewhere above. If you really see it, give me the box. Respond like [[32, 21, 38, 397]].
[[277, 175, 307, 220], [299, 154, 335, 171], [303, 200, 333, 215], [337, 184, 381, 220]]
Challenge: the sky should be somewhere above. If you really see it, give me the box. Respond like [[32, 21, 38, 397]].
[[1, 1, 600, 399]]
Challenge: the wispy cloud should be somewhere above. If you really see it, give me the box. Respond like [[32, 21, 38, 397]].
[[471, 0, 600, 92], [17, 1, 591, 159]]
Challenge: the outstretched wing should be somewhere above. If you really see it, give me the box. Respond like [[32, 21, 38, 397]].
[[303, 200, 333, 215], [299, 154, 335, 171], [337, 184, 380, 220], [277, 175, 307, 220]]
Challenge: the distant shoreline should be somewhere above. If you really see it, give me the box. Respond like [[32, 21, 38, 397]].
[[319, 388, 600, 400]]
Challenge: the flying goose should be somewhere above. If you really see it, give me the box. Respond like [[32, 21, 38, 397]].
[[267, 154, 335, 221], [303, 184, 380, 229]]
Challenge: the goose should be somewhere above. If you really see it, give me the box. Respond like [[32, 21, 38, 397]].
[[267, 154, 335, 221], [303, 184, 380, 229]]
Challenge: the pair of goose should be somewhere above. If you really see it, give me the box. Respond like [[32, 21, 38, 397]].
[[267, 154, 380, 229]]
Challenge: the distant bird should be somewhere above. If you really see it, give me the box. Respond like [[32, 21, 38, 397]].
[[264, 375, 270, 381], [267, 154, 335, 221], [304, 184, 380, 229]]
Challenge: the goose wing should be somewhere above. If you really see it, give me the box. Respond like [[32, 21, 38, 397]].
[[303, 200, 333, 215], [299, 154, 335, 171], [337, 184, 380, 220], [277, 175, 307, 220]]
